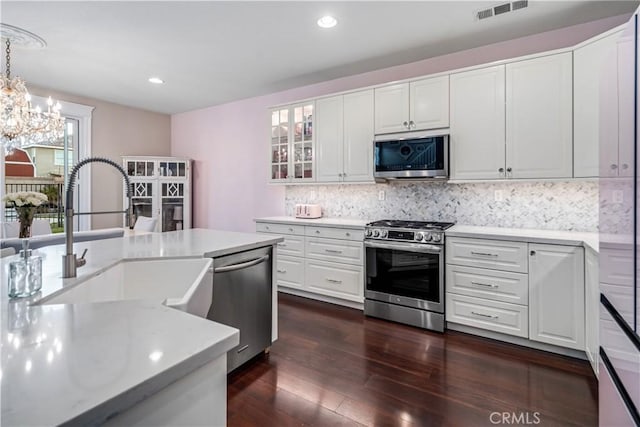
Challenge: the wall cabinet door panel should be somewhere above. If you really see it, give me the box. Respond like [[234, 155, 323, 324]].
[[343, 90, 374, 182], [316, 96, 344, 182], [450, 65, 506, 180], [374, 84, 409, 134], [410, 76, 449, 130], [506, 53, 573, 179]]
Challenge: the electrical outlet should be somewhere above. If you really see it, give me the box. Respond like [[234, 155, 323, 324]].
[[613, 190, 624, 204], [378, 190, 385, 201], [494, 190, 503, 202]]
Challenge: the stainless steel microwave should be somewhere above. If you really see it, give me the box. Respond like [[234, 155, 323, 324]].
[[373, 131, 449, 180]]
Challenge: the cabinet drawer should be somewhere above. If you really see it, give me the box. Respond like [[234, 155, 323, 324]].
[[446, 237, 528, 273], [305, 237, 363, 265], [276, 255, 304, 290], [446, 264, 528, 304], [446, 293, 528, 338], [276, 235, 304, 257], [305, 226, 364, 241], [256, 222, 305, 235], [305, 259, 363, 302]]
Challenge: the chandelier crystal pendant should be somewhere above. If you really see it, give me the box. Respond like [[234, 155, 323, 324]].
[[1, 37, 65, 152]]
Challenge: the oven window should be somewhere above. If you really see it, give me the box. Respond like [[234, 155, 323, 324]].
[[366, 247, 440, 302]]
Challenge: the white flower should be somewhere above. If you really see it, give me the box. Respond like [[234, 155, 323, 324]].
[[2, 191, 49, 207]]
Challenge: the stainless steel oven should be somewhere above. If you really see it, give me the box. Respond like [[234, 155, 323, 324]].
[[363, 220, 453, 332]]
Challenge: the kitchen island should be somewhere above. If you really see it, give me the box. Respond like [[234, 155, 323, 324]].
[[0, 228, 283, 426]]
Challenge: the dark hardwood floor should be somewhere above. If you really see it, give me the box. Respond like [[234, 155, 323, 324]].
[[227, 293, 597, 426]]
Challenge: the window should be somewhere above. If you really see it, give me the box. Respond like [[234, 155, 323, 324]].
[[54, 148, 74, 166]]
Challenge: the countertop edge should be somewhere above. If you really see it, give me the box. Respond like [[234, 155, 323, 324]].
[[69, 329, 239, 426], [254, 216, 368, 229], [203, 237, 283, 258]]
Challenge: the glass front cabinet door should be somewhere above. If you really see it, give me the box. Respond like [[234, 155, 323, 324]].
[[123, 156, 192, 232], [270, 102, 314, 182]]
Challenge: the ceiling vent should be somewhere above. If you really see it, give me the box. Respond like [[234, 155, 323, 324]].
[[476, 1, 528, 21]]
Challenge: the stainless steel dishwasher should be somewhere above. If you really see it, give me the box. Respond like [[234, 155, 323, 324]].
[[207, 246, 273, 373]]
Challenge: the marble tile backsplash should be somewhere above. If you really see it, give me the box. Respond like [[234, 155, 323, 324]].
[[285, 181, 598, 232]]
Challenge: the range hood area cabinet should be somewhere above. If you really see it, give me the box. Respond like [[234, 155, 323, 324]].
[[374, 75, 449, 135], [450, 52, 573, 180], [574, 30, 624, 178], [122, 156, 192, 232], [315, 90, 374, 183]]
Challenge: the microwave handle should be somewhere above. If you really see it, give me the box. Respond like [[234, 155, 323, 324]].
[[364, 240, 442, 254]]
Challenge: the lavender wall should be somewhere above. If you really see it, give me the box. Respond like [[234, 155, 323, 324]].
[[172, 15, 627, 232]]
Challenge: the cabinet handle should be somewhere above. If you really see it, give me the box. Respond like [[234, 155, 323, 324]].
[[265, 226, 270, 230], [345, 232, 351, 237], [277, 269, 287, 274], [315, 230, 321, 234], [470, 251, 498, 257], [409, 120, 415, 128], [325, 249, 343, 254], [277, 243, 287, 247], [530, 250, 536, 256], [288, 227, 294, 232], [506, 167, 512, 173], [471, 281, 498, 288], [326, 278, 343, 284], [622, 163, 629, 170], [403, 121, 409, 128], [471, 311, 499, 320], [498, 167, 504, 173], [611, 164, 618, 170]]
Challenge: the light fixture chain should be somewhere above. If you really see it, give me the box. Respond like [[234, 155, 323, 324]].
[[5, 38, 10, 79]]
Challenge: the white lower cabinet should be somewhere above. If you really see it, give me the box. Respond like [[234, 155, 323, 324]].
[[529, 243, 585, 351], [447, 236, 588, 354], [305, 259, 363, 302], [446, 293, 528, 338], [584, 246, 599, 376], [257, 221, 364, 305]]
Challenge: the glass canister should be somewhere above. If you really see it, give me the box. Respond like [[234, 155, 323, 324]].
[[8, 240, 42, 298]]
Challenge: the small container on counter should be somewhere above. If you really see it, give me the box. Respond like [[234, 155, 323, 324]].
[[8, 240, 42, 298]]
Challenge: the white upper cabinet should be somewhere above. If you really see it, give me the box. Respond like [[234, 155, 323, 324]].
[[343, 90, 374, 182], [374, 75, 449, 134], [270, 103, 315, 182], [505, 53, 573, 179], [315, 96, 344, 182], [450, 65, 506, 180], [574, 32, 620, 178], [316, 90, 374, 183]]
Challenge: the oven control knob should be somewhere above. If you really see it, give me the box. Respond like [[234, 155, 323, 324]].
[[423, 233, 433, 242], [372, 229, 380, 237], [380, 229, 388, 238], [415, 232, 424, 241], [365, 229, 372, 238], [431, 233, 442, 243]]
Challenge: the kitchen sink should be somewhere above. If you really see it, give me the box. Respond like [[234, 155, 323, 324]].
[[37, 258, 213, 317]]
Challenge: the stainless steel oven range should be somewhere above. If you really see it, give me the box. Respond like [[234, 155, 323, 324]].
[[364, 220, 454, 332]]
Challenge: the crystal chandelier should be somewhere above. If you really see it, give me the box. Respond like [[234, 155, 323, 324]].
[[1, 37, 65, 152]]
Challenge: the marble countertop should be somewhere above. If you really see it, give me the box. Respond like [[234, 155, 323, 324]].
[[255, 216, 369, 228], [446, 225, 599, 252], [0, 228, 282, 426]]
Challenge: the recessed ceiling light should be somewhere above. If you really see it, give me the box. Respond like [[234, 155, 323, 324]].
[[148, 77, 164, 84], [317, 15, 337, 29]]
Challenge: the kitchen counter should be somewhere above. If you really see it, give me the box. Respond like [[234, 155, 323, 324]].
[[255, 216, 369, 228], [0, 228, 282, 426], [446, 225, 599, 253]]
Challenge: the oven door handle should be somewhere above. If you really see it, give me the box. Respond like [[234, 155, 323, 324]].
[[364, 240, 442, 254]]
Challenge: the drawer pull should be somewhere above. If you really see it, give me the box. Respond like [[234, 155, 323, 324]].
[[326, 278, 343, 284], [277, 243, 287, 247], [345, 232, 351, 237], [277, 269, 287, 274], [471, 251, 498, 257], [471, 311, 499, 320], [288, 227, 294, 232], [325, 249, 343, 254], [471, 281, 498, 289], [315, 230, 321, 234]]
